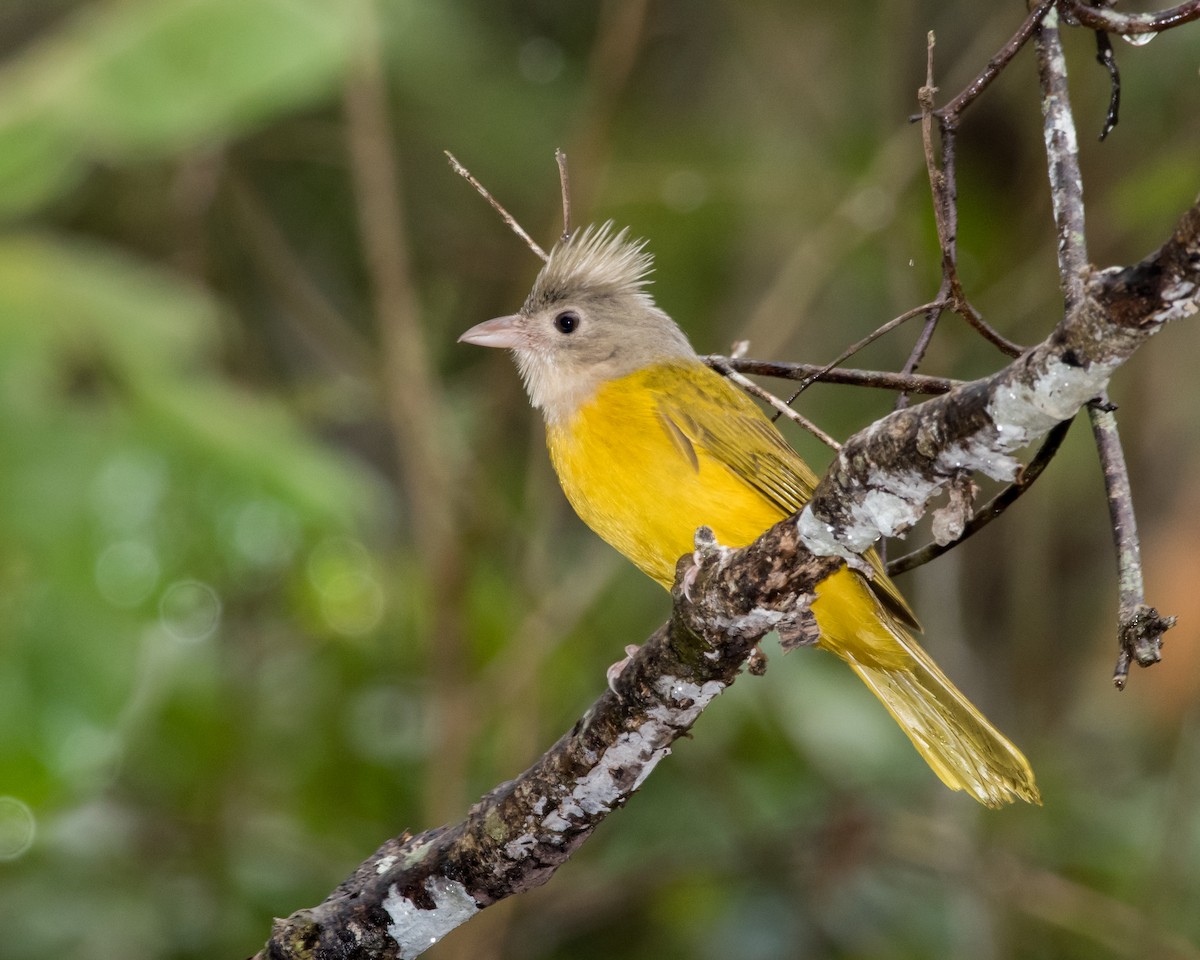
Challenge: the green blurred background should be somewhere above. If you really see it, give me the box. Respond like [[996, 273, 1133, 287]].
[[0, 1, 1198, 957]]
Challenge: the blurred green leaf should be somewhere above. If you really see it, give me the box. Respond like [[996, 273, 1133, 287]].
[[0, 232, 380, 523], [0, 0, 354, 216]]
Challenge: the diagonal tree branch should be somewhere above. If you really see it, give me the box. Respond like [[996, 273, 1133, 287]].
[[256, 196, 1200, 960]]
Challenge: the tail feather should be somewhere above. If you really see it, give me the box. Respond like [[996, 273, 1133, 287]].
[[843, 628, 1041, 807], [812, 569, 1039, 807]]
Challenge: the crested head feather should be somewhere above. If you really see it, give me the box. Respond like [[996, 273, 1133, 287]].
[[523, 221, 655, 314]]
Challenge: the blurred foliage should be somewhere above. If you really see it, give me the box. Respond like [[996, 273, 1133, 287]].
[[0, 1, 1198, 958]]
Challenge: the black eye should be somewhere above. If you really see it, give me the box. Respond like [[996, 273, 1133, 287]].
[[553, 310, 579, 334]]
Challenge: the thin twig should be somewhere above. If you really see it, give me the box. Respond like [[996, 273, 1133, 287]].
[[706, 356, 959, 395], [920, 32, 951, 280], [556, 148, 572, 242], [445, 150, 548, 262], [1086, 399, 1173, 688], [781, 301, 944, 413], [919, 31, 1024, 369], [1094, 29, 1121, 141], [708, 357, 842, 450], [957, 297, 1024, 356], [895, 303, 944, 410], [886, 417, 1074, 576], [896, 33, 952, 407], [930, 0, 1055, 124], [1064, 0, 1200, 34], [1035, 7, 1090, 311]]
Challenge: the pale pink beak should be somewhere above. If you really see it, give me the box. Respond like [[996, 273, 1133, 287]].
[[458, 314, 523, 349]]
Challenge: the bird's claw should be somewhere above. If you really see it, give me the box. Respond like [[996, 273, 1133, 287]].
[[682, 556, 701, 602], [606, 644, 642, 694]]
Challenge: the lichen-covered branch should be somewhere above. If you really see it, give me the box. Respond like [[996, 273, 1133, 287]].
[[796, 199, 1200, 562], [885, 417, 1074, 576], [256, 525, 838, 960], [1062, 0, 1200, 35], [257, 197, 1200, 960], [1036, 6, 1090, 312], [1087, 401, 1175, 688]]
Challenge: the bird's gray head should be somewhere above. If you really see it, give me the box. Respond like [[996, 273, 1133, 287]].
[[459, 222, 695, 423]]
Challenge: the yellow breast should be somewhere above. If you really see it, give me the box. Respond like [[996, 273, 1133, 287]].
[[546, 362, 788, 588]]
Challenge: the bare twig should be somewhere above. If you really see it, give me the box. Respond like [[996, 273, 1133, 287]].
[[1094, 29, 1121, 141], [902, 32, 952, 404], [780, 301, 945, 414], [1035, 6, 1090, 311], [705, 356, 958, 395], [1086, 399, 1173, 687], [707, 357, 842, 451], [918, 31, 1026, 365], [930, 0, 1055, 124], [895, 304, 944, 409], [556, 148, 572, 241], [1063, 0, 1200, 35], [445, 151, 549, 262], [906, 29, 1024, 415], [919, 32, 950, 281], [960, 299, 1025, 356]]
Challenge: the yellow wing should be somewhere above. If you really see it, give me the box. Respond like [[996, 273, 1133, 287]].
[[649, 362, 919, 630]]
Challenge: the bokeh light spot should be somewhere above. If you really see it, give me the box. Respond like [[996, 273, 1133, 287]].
[[0, 797, 36, 860], [95, 540, 160, 608], [158, 579, 221, 643], [90, 452, 168, 531], [232, 498, 302, 570], [307, 538, 385, 637], [518, 36, 564, 84]]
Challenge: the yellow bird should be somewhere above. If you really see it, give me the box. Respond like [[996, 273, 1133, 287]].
[[460, 222, 1039, 807]]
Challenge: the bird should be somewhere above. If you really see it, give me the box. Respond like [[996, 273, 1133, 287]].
[[459, 221, 1040, 807]]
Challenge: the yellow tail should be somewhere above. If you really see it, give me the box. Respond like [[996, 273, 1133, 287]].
[[813, 570, 1040, 807]]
